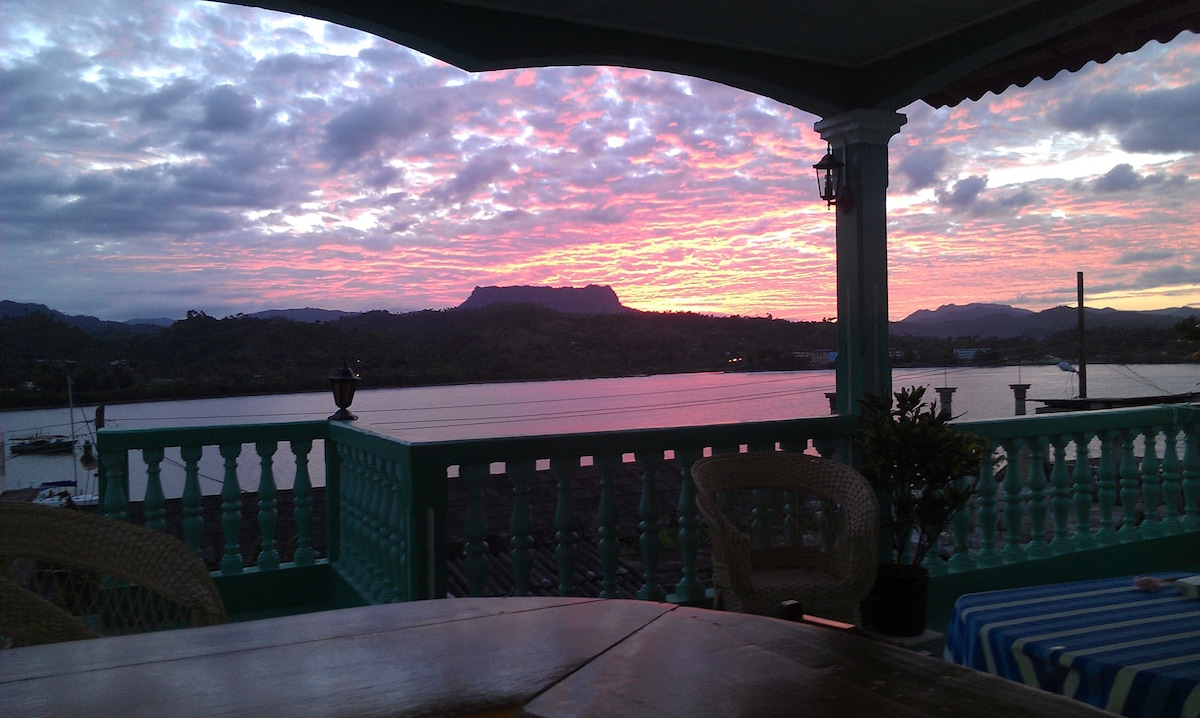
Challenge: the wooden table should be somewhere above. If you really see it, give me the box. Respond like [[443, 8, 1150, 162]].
[[945, 574, 1200, 718], [3, 597, 1113, 717]]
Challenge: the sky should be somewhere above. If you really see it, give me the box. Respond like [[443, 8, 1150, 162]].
[[1, 1, 1198, 323]]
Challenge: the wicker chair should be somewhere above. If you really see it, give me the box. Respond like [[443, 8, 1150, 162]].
[[0, 502, 227, 648], [692, 452, 879, 625]]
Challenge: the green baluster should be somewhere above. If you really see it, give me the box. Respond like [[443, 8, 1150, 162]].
[[1025, 439, 1050, 559], [1048, 435, 1072, 553], [635, 451, 666, 602], [100, 447, 129, 521], [1071, 433, 1096, 551], [462, 462, 490, 597], [1181, 423, 1200, 530], [143, 447, 166, 532], [670, 448, 706, 603], [751, 488, 774, 549], [219, 443, 244, 575], [255, 441, 280, 570], [1094, 431, 1120, 546], [553, 457, 579, 597], [973, 449, 1001, 568], [594, 455, 621, 599], [1118, 430, 1141, 540], [1138, 425, 1163, 538], [508, 460, 535, 596], [290, 439, 315, 566], [1160, 425, 1183, 535], [181, 445, 204, 553], [1000, 438, 1025, 562]]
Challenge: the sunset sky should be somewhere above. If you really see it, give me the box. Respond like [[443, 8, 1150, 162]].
[[2, 1, 1198, 323]]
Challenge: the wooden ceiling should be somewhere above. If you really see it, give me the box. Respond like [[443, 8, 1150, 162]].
[[236, 0, 1200, 116]]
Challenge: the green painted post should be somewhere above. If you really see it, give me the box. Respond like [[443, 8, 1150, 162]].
[[1118, 430, 1141, 541], [814, 110, 906, 425], [670, 448, 706, 603], [99, 446, 129, 521], [291, 439, 315, 565], [1095, 431, 1120, 546], [143, 446, 166, 532], [595, 454, 621, 599], [635, 451, 666, 602], [1161, 425, 1183, 535], [553, 457, 580, 597], [1071, 433, 1096, 551], [1025, 439, 1050, 559], [181, 445, 204, 553], [255, 441, 280, 570], [1049, 435, 1072, 553], [1139, 425, 1163, 538], [1000, 438, 1025, 562], [973, 450, 1001, 569], [508, 459, 535, 596], [218, 443, 244, 574], [1182, 423, 1200, 530]]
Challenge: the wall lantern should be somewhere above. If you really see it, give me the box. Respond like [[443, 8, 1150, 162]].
[[328, 361, 360, 421], [813, 143, 845, 209]]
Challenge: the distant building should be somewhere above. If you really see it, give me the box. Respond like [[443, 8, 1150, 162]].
[[793, 349, 837, 366], [953, 348, 991, 361]]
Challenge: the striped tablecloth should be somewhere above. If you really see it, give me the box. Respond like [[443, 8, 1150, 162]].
[[945, 574, 1200, 718]]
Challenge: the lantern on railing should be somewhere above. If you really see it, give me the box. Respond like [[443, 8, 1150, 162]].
[[328, 362, 359, 421]]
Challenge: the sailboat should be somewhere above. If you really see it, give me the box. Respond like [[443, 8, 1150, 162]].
[[1035, 273, 1200, 413]]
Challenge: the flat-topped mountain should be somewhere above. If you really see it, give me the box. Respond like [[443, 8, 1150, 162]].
[[458, 284, 629, 314]]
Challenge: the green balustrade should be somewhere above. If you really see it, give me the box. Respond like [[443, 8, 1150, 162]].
[[90, 404, 1198, 621]]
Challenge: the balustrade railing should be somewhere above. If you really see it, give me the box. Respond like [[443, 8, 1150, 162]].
[[94, 402, 1200, 615]]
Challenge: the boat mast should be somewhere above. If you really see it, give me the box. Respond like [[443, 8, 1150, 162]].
[[69, 374, 79, 488], [1076, 271, 1087, 399]]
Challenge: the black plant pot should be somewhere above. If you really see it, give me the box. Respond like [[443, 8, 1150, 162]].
[[866, 563, 930, 637]]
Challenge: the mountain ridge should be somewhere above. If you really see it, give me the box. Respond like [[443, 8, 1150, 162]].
[[2, 295, 1196, 339]]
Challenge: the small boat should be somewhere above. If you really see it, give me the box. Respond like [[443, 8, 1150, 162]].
[[9, 435, 77, 455]]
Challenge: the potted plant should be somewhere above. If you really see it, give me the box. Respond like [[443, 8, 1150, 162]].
[[855, 385, 991, 636]]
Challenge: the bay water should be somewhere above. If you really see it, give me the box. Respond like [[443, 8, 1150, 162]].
[[3, 363, 1197, 498]]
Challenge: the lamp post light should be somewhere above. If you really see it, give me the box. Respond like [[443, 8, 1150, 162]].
[[328, 362, 359, 421], [813, 143, 845, 209]]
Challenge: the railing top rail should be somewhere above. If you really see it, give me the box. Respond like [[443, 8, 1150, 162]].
[[957, 402, 1200, 441], [97, 420, 330, 451], [334, 414, 857, 466]]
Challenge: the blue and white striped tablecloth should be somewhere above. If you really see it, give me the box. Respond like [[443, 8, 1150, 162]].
[[945, 574, 1200, 718]]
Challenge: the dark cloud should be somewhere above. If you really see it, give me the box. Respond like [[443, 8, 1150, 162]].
[[427, 149, 515, 203], [1094, 164, 1139, 192], [935, 175, 987, 209], [138, 79, 200, 123], [200, 85, 258, 132], [897, 147, 948, 191], [1053, 82, 1200, 153], [321, 95, 445, 168]]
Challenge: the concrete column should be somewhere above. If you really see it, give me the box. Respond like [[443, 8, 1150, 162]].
[[1010, 383, 1032, 416], [935, 386, 956, 418], [814, 110, 906, 418]]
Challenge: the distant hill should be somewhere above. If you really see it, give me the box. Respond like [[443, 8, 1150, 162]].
[[246, 308, 360, 322], [0, 301, 165, 336], [894, 302, 1198, 339], [458, 284, 629, 314]]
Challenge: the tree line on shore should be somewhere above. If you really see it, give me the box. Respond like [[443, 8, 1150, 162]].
[[2, 305, 1196, 409]]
